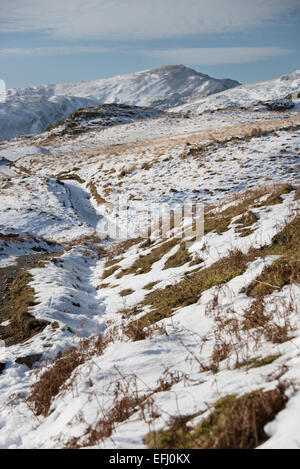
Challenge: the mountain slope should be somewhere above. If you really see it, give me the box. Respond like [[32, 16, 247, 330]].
[[0, 65, 239, 140], [47, 103, 165, 137], [172, 70, 300, 114]]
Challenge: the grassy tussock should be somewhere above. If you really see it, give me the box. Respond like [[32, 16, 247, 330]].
[[204, 183, 294, 236], [258, 183, 293, 207], [139, 249, 250, 326], [104, 258, 122, 268], [203, 188, 267, 235], [263, 214, 299, 257], [246, 257, 300, 297], [27, 347, 85, 416], [145, 384, 286, 449], [234, 211, 258, 237], [65, 373, 150, 449], [56, 173, 85, 184], [119, 288, 134, 297], [121, 319, 168, 342], [65, 367, 184, 449], [117, 238, 179, 277], [106, 238, 143, 259], [163, 242, 192, 269], [86, 181, 108, 205], [1, 270, 49, 346], [102, 265, 120, 279], [236, 354, 281, 369], [27, 336, 107, 417], [143, 281, 159, 290], [246, 213, 299, 297]]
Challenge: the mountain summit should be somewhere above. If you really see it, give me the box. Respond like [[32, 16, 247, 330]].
[[0, 65, 239, 140]]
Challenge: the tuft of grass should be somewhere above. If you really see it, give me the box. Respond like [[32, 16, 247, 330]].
[[121, 318, 167, 342], [143, 281, 159, 290], [246, 257, 300, 297], [96, 283, 110, 290], [104, 258, 122, 268], [203, 189, 267, 235], [119, 289, 134, 297], [295, 186, 300, 200], [262, 214, 299, 257], [27, 346, 85, 416], [246, 213, 299, 297], [106, 237, 143, 260], [141, 161, 151, 170], [139, 249, 250, 326], [1, 270, 49, 346], [164, 242, 192, 269], [56, 173, 85, 184], [65, 372, 150, 449], [102, 265, 120, 279], [203, 184, 293, 237], [236, 354, 281, 369], [145, 384, 286, 449], [27, 336, 109, 417], [117, 238, 179, 277], [234, 211, 257, 237], [86, 181, 108, 205], [259, 183, 293, 207]]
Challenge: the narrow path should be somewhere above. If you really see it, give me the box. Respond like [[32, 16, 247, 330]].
[[63, 181, 102, 230]]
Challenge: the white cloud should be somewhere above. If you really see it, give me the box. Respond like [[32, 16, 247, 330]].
[[0, 0, 299, 40], [145, 47, 294, 65], [0, 46, 115, 57]]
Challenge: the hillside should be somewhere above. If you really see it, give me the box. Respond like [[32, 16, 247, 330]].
[[0, 65, 239, 141], [172, 70, 300, 114], [0, 71, 299, 449]]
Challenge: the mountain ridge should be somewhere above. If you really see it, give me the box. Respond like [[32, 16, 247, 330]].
[[171, 69, 300, 113], [0, 65, 239, 140]]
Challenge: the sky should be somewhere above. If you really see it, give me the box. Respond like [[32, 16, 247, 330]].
[[0, 0, 299, 89]]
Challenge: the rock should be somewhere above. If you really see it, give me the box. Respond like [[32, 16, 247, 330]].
[[15, 353, 42, 369], [264, 100, 295, 111]]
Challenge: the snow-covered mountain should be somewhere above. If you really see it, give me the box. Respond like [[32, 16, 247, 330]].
[[0, 65, 239, 140], [172, 70, 300, 114]]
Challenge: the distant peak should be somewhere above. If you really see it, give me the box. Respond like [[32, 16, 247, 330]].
[[142, 64, 197, 74], [152, 64, 187, 70]]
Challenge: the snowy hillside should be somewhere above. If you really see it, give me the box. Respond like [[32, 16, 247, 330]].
[[0, 65, 239, 140], [173, 70, 300, 114], [47, 103, 165, 137], [0, 72, 300, 449]]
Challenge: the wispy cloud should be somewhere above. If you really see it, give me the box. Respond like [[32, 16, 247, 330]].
[[0, 0, 299, 40], [145, 47, 294, 66], [0, 45, 293, 67], [0, 46, 116, 58]]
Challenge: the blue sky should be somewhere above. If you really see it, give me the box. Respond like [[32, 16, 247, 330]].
[[0, 0, 299, 89]]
